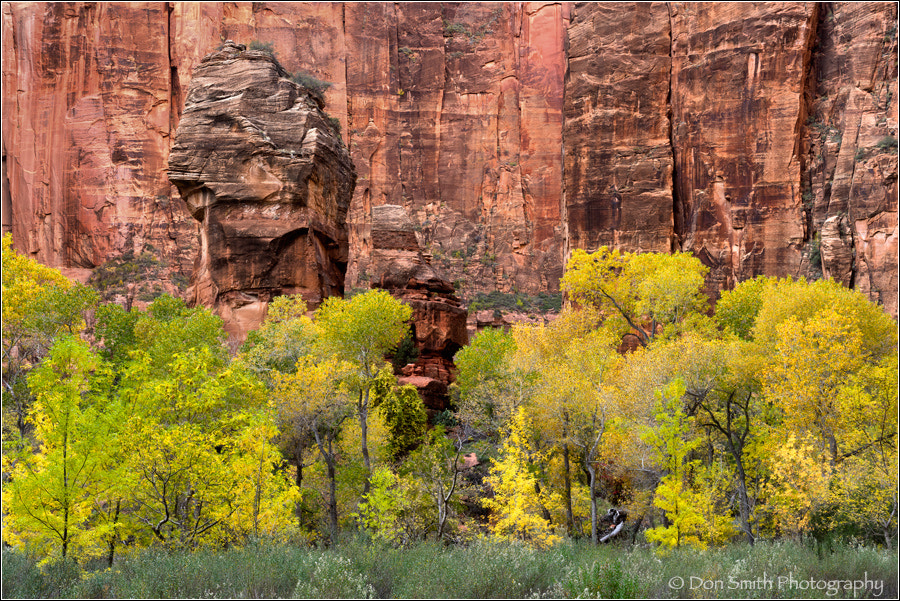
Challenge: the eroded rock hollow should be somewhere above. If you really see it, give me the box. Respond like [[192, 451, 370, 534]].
[[368, 204, 469, 413], [167, 41, 356, 339]]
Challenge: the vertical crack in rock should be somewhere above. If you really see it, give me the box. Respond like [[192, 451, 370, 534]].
[[797, 2, 821, 275], [666, 2, 680, 253], [167, 41, 356, 341]]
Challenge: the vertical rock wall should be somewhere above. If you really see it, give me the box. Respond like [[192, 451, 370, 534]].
[[564, 2, 675, 254], [669, 2, 814, 293], [2, 2, 197, 280], [563, 1, 897, 312], [2, 2, 897, 317], [804, 2, 898, 313]]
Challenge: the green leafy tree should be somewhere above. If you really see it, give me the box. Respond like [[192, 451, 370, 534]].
[[240, 295, 318, 382], [403, 427, 467, 541], [315, 289, 412, 491], [93, 303, 141, 367], [371, 367, 427, 461], [2, 234, 99, 440], [674, 334, 763, 543], [2, 336, 117, 561], [454, 327, 534, 439], [714, 275, 771, 340], [131, 294, 229, 375], [117, 345, 280, 548], [273, 355, 354, 541], [353, 466, 431, 546], [513, 308, 621, 542], [642, 379, 730, 551]]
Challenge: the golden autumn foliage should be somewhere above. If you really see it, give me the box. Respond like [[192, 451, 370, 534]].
[[2, 238, 896, 559]]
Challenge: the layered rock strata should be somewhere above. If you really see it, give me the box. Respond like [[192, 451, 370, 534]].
[[368, 204, 469, 412], [167, 41, 355, 339], [2, 2, 897, 317]]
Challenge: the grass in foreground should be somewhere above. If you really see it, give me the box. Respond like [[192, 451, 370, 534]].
[[2, 537, 897, 599]]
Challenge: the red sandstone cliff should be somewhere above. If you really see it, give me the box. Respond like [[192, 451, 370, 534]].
[[2, 2, 897, 317]]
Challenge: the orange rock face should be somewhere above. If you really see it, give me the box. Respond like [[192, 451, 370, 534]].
[[804, 2, 898, 314], [167, 42, 355, 341], [563, 2, 897, 314], [2, 2, 197, 281], [565, 2, 675, 254], [341, 2, 568, 298], [2, 2, 897, 318], [368, 204, 469, 412], [669, 2, 814, 294]]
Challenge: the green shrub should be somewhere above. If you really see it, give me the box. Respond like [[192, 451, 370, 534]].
[[467, 291, 563, 314], [248, 40, 275, 55], [292, 553, 375, 599], [434, 409, 458, 428], [4, 538, 897, 599], [328, 116, 341, 133], [563, 560, 641, 599], [390, 328, 419, 371], [875, 135, 898, 153], [292, 72, 332, 103], [88, 249, 170, 302]]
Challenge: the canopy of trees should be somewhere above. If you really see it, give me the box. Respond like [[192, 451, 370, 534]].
[[2, 235, 897, 563]]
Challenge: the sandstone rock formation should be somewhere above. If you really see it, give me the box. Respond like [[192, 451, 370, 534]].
[[2, 2, 897, 317], [563, 2, 897, 313], [367, 204, 469, 412], [804, 2, 898, 313], [1, 2, 198, 280], [167, 41, 355, 339], [565, 2, 674, 254], [669, 3, 813, 293], [342, 2, 568, 299]]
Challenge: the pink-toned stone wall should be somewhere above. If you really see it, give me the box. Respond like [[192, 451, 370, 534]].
[[3, 2, 896, 317]]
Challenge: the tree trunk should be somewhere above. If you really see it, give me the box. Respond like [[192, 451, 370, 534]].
[[107, 500, 121, 566], [563, 444, 575, 535], [732, 448, 754, 544], [588, 464, 598, 544], [326, 440, 339, 544], [360, 389, 371, 495], [294, 442, 307, 529]]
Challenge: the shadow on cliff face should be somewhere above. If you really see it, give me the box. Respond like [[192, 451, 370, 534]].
[[167, 41, 356, 342]]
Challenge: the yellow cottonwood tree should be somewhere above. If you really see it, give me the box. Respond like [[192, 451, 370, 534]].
[[643, 380, 734, 551], [484, 407, 561, 548], [316, 289, 412, 491], [2, 234, 99, 441], [118, 342, 291, 548], [513, 308, 621, 542], [454, 327, 532, 439], [561, 247, 709, 346], [751, 278, 897, 544], [273, 355, 354, 541]]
